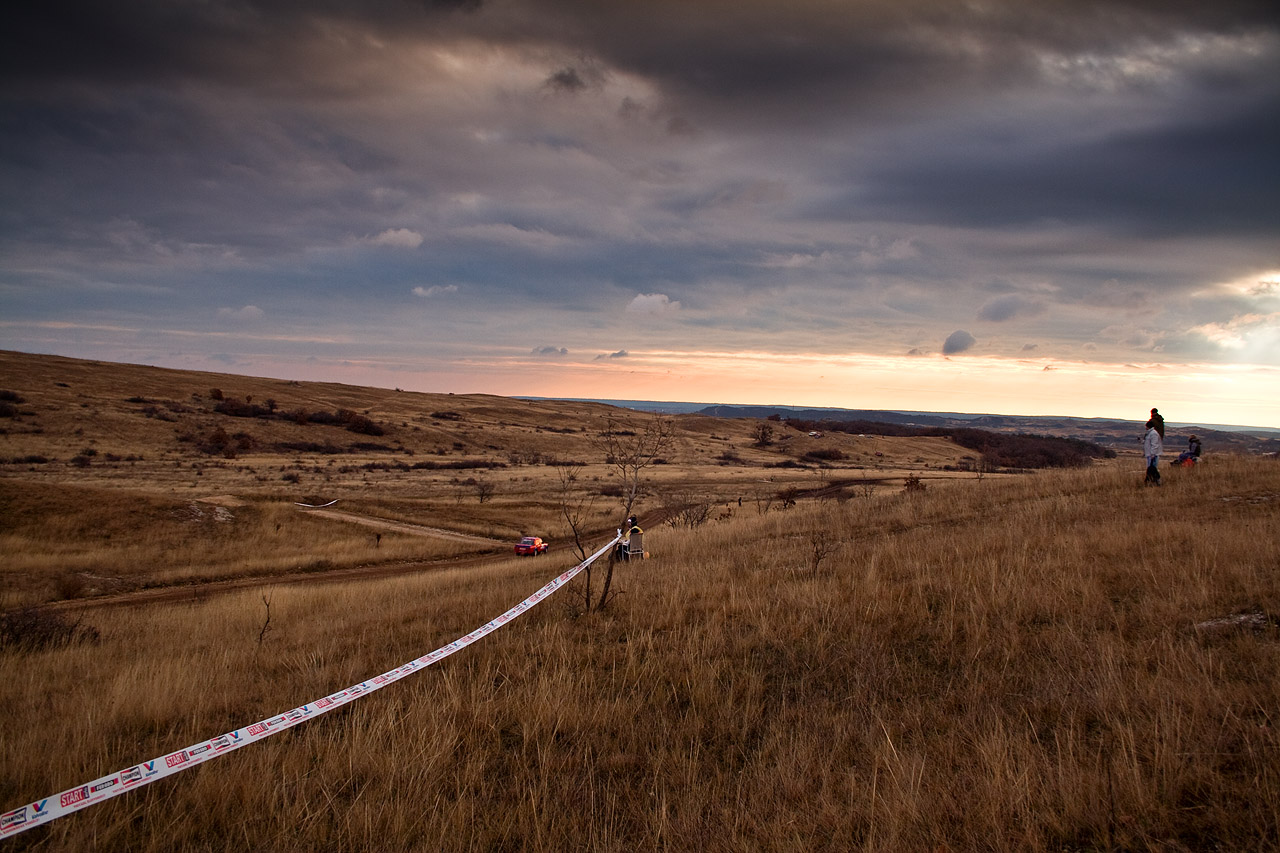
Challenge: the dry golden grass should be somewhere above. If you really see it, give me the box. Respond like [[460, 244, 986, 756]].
[[2, 350, 983, 608], [2, 453, 1278, 851]]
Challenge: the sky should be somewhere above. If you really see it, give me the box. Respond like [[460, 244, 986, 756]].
[[2, 0, 1278, 427]]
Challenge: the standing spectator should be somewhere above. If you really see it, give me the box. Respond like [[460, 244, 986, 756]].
[[1146, 407, 1165, 438], [1143, 425, 1163, 486]]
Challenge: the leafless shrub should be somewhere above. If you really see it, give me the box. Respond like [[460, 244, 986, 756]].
[[1, 608, 100, 653], [660, 491, 714, 529], [256, 595, 273, 648], [808, 528, 836, 573]]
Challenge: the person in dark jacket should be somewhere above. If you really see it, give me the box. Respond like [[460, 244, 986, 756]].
[[1146, 407, 1165, 438], [1176, 434, 1202, 465]]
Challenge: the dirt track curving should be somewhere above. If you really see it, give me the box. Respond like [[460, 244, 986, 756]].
[[42, 507, 518, 613], [297, 507, 507, 545], [40, 509, 661, 614]]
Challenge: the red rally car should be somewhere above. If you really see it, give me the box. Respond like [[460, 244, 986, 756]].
[[514, 536, 549, 556]]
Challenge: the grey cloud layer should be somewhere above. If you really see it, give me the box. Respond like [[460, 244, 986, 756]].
[[2, 0, 1278, 366]]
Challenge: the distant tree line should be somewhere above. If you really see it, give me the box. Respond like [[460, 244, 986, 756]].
[[783, 418, 1115, 469]]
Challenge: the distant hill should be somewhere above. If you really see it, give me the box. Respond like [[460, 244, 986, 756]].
[[687, 405, 1280, 455], [525, 399, 1280, 455]]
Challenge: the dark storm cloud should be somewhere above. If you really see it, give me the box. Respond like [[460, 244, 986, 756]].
[[10, 0, 1275, 98], [544, 67, 590, 93], [943, 330, 977, 355], [2, 0, 1279, 381], [849, 99, 1280, 237], [499, 0, 1280, 124], [0, 0, 479, 86]]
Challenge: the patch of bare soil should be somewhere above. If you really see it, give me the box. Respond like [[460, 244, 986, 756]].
[[199, 494, 247, 507]]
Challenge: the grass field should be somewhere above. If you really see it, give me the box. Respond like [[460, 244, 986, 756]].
[[1, 349, 979, 609], [2, 352, 1278, 851]]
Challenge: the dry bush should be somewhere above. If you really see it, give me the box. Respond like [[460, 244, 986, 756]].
[[0, 607, 100, 652]]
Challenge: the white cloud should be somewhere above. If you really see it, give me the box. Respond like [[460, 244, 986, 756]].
[[1190, 312, 1280, 361], [413, 285, 458, 298], [450, 223, 571, 252], [217, 305, 265, 321], [369, 228, 424, 249], [626, 293, 681, 314]]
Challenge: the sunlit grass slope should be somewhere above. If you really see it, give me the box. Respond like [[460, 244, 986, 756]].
[[2, 457, 1278, 851]]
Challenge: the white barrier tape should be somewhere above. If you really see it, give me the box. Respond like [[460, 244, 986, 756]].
[[1, 535, 620, 840]]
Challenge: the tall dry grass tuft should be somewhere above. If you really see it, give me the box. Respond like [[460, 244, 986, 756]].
[[1, 456, 1278, 851]]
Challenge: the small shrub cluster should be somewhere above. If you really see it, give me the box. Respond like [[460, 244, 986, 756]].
[[209, 394, 387, 437], [179, 427, 257, 457], [409, 459, 507, 471], [276, 441, 346, 455], [0, 608, 100, 652], [803, 448, 847, 463], [0, 390, 24, 418]]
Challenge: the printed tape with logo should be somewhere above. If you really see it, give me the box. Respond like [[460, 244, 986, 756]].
[[1, 536, 620, 839]]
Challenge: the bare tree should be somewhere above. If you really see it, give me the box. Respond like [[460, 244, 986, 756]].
[[591, 412, 675, 529], [753, 423, 774, 447], [808, 529, 836, 573], [587, 412, 675, 610], [554, 464, 599, 612], [659, 489, 714, 529], [555, 465, 596, 561]]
